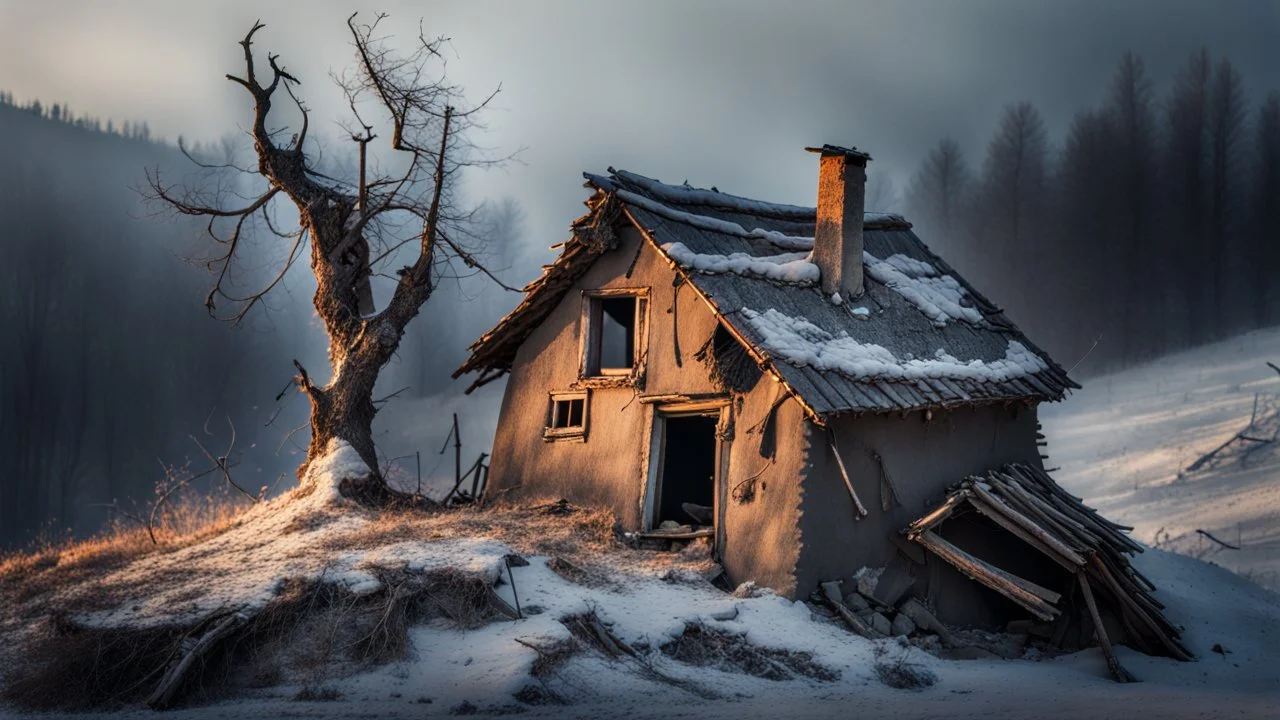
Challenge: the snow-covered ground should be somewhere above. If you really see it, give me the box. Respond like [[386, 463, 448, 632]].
[[1042, 326, 1280, 592], [9, 332, 1280, 719], [59, 542, 1280, 720]]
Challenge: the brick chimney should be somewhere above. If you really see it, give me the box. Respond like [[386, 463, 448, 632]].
[[806, 144, 871, 300]]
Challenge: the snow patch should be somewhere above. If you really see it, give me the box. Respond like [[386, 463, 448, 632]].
[[661, 242, 819, 285], [739, 307, 1047, 382], [301, 438, 371, 507], [863, 252, 984, 326]]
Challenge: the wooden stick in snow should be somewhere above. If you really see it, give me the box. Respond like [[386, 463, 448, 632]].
[[148, 610, 249, 709], [1078, 572, 1137, 683]]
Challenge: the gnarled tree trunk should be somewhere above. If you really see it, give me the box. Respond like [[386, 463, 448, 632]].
[[149, 18, 496, 506]]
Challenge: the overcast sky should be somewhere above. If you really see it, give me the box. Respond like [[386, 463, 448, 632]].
[[3, 0, 1279, 266]]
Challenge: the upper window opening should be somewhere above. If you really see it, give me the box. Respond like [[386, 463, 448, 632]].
[[597, 297, 637, 371], [583, 292, 645, 378]]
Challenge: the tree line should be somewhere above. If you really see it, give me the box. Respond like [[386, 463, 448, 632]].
[[904, 49, 1280, 373], [0, 90, 158, 142]]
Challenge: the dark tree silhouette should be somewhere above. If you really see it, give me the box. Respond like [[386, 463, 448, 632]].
[[1254, 93, 1280, 325], [905, 137, 971, 246], [1207, 57, 1248, 334]]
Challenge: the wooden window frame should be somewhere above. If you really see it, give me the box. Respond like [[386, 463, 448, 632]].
[[577, 287, 649, 389], [544, 390, 589, 441]]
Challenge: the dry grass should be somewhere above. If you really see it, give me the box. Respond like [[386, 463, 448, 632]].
[[322, 495, 714, 579], [0, 492, 716, 712], [0, 491, 253, 607]]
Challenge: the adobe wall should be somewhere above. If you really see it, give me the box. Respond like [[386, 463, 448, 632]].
[[486, 226, 807, 594], [794, 403, 1045, 624]]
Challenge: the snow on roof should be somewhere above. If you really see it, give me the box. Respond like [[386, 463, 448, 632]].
[[863, 252, 985, 327], [661, 243, 819, 286], [740, 307, 1047, 383], [456, 167, 1076, 414]]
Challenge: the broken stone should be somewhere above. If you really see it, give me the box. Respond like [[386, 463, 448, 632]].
[[891, 612, 916, 637], [658, 520, 685, 531], [853, 566, 882, 599], [843, 592, 870, 612], [898, 597, 947, 637], [868, 612, 892, 636]]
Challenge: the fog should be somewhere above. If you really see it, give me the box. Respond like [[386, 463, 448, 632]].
[[1, 0, 1279, 546]]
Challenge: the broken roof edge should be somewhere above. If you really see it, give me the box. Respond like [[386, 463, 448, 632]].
[[584, 169, 912, 230]]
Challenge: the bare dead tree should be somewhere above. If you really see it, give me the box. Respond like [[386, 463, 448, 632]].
[[146, 15, 512, 505]]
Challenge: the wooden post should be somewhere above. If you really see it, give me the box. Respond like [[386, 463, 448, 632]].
[[415, 450, 421, 496], [453, 413, 461, 497]]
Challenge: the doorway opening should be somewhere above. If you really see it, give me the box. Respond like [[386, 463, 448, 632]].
[[653, 414, 719, 529]]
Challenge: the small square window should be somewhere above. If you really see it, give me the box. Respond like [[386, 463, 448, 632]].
[[545, 391, 589, 440]]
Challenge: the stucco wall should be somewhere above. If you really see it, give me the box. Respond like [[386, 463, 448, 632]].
[[794, 404, 1045, 619], [486, 227, 807, 594]]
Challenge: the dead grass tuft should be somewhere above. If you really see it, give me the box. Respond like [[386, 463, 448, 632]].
[[873, 646, 937, 690], [660, 622, 838, 682]]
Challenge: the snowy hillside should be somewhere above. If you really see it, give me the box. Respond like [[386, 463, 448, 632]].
[[1042, 327, 1280, 591], [47, 540, 1280, 720]]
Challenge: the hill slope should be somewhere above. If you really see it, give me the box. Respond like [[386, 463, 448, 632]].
[[1041, 327, 1280, 591]]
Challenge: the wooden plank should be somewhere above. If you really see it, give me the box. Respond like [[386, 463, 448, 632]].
[[907, 490, 968, 535], [969, 482, 1088, 568], [1079, 572, 1137, 683], [913, 531, 1060, 621]]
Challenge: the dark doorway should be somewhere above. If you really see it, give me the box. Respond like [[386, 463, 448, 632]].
[[656, 415, 718, 527]]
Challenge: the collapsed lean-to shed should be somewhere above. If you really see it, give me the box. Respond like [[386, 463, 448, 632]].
[[454, 145, 1186, 669]]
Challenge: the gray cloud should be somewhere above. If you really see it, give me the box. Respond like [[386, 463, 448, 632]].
[[2, 0, 1277, 275]]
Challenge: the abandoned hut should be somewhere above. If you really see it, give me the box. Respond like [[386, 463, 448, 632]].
[[454, 145, 1187, 666]]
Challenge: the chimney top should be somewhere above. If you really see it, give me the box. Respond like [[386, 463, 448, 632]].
[[804, 144, 872, 162], [810, 143, 870, 301]]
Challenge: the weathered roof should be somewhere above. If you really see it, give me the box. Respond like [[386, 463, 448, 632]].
[[454, 167, 1077, 416], [907, 463, 1190, 662]]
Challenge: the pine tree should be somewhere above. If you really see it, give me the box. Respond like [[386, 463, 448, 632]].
[[906, 137, 971, 248]]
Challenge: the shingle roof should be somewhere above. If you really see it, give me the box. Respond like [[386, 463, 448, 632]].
[[454, 168, 1076, 417]]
